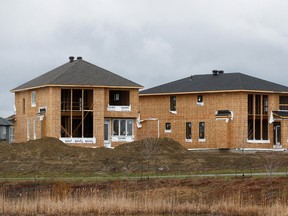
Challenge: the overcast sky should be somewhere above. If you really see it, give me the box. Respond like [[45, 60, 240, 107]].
[[1, 0, 288, 117]]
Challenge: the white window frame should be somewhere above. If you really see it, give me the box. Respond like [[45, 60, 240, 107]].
[[112, 119, 134, 142], [198, 122, 205, 142], [197, 95, 204, 106], [33, 118, 37, 140], [27, 120, 30, 141], [31, 91, 36, 107], [165, 122, 172, 133]]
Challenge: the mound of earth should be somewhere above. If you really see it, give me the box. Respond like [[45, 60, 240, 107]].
[[0, 137, 288, 175], [115, 137, 188, 155]]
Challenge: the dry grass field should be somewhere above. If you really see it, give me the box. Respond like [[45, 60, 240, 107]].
[[0, 137, 288, 215]]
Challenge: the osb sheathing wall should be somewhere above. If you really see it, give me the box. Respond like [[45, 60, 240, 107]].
[[139, 92, 283, 149], [104, 88, 140, 147], [15, 87, 140, 147], [14, 87, 57, 142]]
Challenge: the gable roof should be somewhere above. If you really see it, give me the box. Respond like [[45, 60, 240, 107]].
[[12, 58, 143, 92], [140, 72, 288, 95], [0, 117, 13, 126]]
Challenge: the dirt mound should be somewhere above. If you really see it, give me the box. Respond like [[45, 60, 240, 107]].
[[10, 137, 84, 159], [115, 137, 188, 155]]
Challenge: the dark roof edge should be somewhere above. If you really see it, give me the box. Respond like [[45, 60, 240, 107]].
[[140, 89, 288, 96], [11, 84, 143, 93]]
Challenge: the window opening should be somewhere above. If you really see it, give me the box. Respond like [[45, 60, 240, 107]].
[[31, 91, 36, 107], [61, 89, 93, 138], [279, 96, 288, 110], [186, 122, 192, 140], [247, 94, 269, 141], [199, 122, 205, 139], [165, 122, 171, 132], [112, 119, 134, 137], [170, 96, 176, 112], [197, 95, 203, 103], [23, 99, 26, 114], [109, 90, 130, 106], [33, 118, 37, 140], [27, 120, 30, 141]]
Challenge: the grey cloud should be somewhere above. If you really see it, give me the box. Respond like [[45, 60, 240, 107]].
[[1, 0, 288, 117]]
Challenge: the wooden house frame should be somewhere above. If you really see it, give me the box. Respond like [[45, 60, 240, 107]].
[[138, 71, 288, 149], [11, 57, 142, 147]]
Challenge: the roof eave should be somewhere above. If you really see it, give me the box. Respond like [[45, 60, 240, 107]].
[[11, 84, 143, 92], [140, 89, 288, 96]]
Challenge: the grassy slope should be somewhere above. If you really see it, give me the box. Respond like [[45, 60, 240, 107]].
[[1, 138, 288, 215], [0, 137, 288, 177]]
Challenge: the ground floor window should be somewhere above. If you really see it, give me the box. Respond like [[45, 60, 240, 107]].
[[27, 120, 30, 141], [165, 122, 171, 133], [199, 122, 205, 140], [112, 119, 134, 141], [186, 122, 192, 140]]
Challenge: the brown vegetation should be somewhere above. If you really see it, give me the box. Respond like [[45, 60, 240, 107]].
[[0, 137, 288, 176], [0, 137, 288, 215], [0, 177, 288, 215]]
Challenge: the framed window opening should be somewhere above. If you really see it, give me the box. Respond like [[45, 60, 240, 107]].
[[199, 122, 205, 141], [60, 89, 94, 141], [279, 96, 288, 110], [109, 90, 130, 106], [186, 122, 192, 142], [112, 119, 134, 142], [170, 96, 177, 114], [247, 94, 269, 142], [23, 99, 26, 114], [197, 95, 204, 106], [165, 122, 171, 133], [31, 91, 36, 107], [27, 120, 30, 141]]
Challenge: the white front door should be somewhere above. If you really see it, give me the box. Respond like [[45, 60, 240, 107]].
[[104, 119, 111, 148]]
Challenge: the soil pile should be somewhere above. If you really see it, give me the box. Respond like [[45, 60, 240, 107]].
[[0, 137, 288, 175], [115, 137, 187, 155]]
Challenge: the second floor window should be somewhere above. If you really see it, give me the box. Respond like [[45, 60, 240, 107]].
[[31, 91, 36, 107], [23, 99, 26, 114], [109, 90, 130, 106], [279, 96, 288, 110], [170, 96, 176, 112]]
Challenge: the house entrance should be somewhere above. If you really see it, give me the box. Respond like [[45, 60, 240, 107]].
[[104, 119, 111, 148], [274, 122, 281, 147]]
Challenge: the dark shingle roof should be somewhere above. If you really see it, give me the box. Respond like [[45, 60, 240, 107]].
[[12, 59, 142, 91], [140, 72, 288, 95], [273, 111, 288, 118], [0, 117, 13, 126]]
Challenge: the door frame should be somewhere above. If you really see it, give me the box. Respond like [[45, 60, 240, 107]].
[[104, 119, 111, 148], [273, 122, 281, 147]]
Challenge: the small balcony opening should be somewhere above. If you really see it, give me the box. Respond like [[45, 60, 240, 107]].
[[109, 90, 130, 106]]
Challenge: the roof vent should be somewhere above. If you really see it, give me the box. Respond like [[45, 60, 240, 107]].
[[77, 56, 82, 60], [212, 70, 218, 76], [69, 56, 74, 63], [212, 70, 224, 76]]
